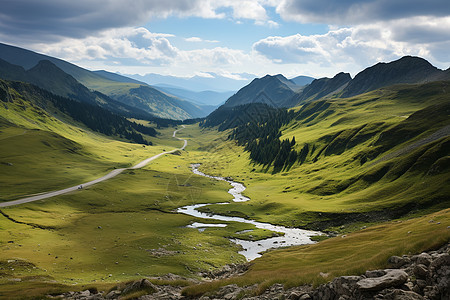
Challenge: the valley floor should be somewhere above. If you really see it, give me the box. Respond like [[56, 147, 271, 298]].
[[0, 123, 449, 299]]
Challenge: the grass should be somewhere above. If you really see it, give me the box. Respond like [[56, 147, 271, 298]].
[[180, 83, 450, 230], [0, 156, 250, 284], [0, 82, 448, 298], [182, 208, 450, 297], [0, 89, 250, 294], [0, 93, 173, 201]]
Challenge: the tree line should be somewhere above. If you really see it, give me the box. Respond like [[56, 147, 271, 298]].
[[228, 106, 298, 172], [202, 103, 303, 172], [5, 80, 156, 145]]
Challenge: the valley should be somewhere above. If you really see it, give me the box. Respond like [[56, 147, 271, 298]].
[[0, 44, 448, 299]]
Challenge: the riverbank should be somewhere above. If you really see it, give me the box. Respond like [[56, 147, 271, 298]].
[[178, 164, 322, 261]]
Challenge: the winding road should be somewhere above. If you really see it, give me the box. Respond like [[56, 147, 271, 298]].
[[0, 126, 188, 208]]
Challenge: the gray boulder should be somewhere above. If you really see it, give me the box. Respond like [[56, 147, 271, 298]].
[[356, 269, 408, 291]]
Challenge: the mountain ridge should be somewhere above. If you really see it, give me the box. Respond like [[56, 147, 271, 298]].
[[223, 74, 299, 108], [154, 85, 233, 107], [287, 72, 352, 106], [0, 58, 156, 119], [217, 56, 449, 110], [0, 42, 213, 119], [341, 56, 448, 97]]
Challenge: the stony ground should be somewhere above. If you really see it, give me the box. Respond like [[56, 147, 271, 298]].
[[49, 243, 449, 299]]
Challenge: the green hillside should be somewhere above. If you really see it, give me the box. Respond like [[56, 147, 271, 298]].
[[0, 52, 449, 298], [0, 79, 163, 200], [0, 43, 211, 120], [0, 87, 254, 297], [105, 84, 207, 120], [179, 81, 450, 296], [198, 81, 450, 229]]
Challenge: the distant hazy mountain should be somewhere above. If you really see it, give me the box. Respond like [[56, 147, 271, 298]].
[[95, 70, 220, 116], [111, 84, 213, 120], [0, 58, 142, 117], [223, 74, 300, 108], [288, 72, 352, 106], [289, 75, 315, 87], [127, 72, 255, 92], [0, 42, 212, 119], [93, 70, 146, 85], [341, 56, 449, 98], [154, 85, 234, 106]]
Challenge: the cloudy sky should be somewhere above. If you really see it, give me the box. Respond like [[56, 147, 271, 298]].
[[1, 0, 449, 82]]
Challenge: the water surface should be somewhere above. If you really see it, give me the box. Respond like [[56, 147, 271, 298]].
[[177, 164, 323, 261]]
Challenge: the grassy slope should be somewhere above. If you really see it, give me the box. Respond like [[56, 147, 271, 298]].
[[0, 135, 272, 294], [0, 86, 167, 201], [183, 208, 450, 297], [0, 91, 270, 297], [88, 80, 199, 120], [0, 82, 449, 298], [180, 82, 450, 296], [192, 82, 450, 229]]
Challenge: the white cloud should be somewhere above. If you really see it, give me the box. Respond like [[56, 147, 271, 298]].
[[185, 37, 219, 43], [0, 0, 280, 44], [35, 27, 178, 66], [185, 37, 203, 43], [4, 0, 447, 81], [253, 17, 450, 75], [29, 27, 256, 77], [267, 20, 280, 28], [226, 0, 269, 21]]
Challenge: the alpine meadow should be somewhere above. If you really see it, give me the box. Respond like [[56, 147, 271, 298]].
[[0, 1, 449, 299]]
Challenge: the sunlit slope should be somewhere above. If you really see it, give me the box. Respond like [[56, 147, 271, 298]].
[[0, 81, 167, 201], [195, 81, 450, 229], [182, 208, 450, 297], [95, 83, 206, 120], [0, 128, 261, 289]]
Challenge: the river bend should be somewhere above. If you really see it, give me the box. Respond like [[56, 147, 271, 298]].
[[177, 164, 323, 261]]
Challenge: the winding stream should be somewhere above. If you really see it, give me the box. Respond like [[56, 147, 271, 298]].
[[177, 164, 323, 261]]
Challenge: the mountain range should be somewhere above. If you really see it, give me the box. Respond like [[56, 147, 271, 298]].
[[0, 43, 215, 120], [126, 72, 256, 92], [1, 41, 449, 299], [220, 56, 450, 109], [1, 42, 449, 122]]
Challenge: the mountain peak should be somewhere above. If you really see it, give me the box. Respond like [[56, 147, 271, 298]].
[[341, 56, 442, 97], [223, 74, 296, 108], [29, 60, 67, 73], [274, 74, 288, 80]]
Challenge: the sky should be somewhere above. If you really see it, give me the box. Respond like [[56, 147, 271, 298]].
[[1, 0, 449, 83]]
